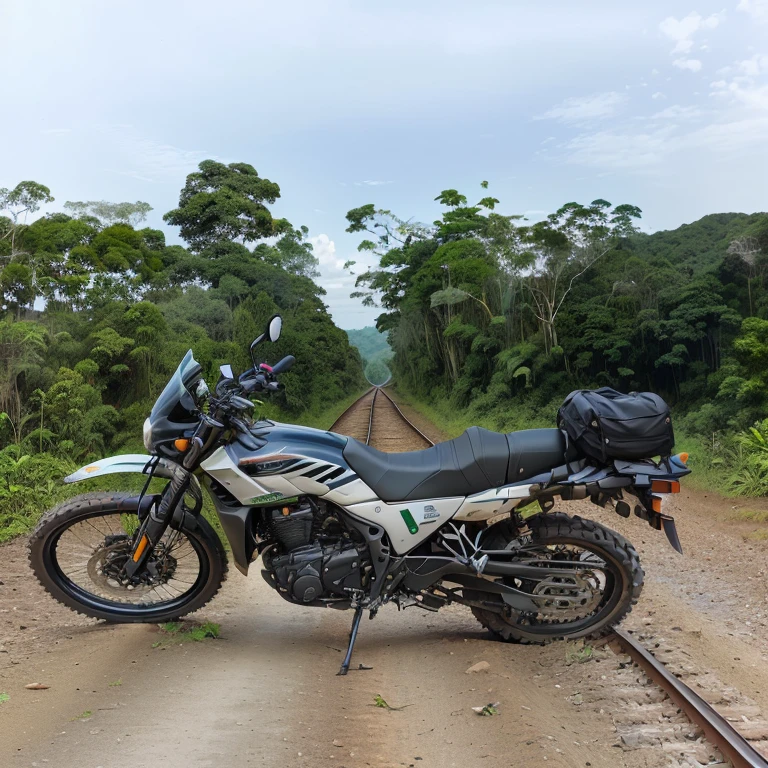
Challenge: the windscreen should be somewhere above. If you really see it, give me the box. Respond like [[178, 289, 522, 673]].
[[150, 350, 202, 423]]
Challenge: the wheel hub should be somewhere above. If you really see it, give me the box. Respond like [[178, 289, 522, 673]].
[[86, 537, 178, 595], [531, 571, 603, 620]]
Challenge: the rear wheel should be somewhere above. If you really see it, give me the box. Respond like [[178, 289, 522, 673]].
[[466, 513, 643, 644], [29, 492, 228, 623]]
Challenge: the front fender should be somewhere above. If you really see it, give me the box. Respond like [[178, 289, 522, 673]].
[[65, 454, 170, 484]]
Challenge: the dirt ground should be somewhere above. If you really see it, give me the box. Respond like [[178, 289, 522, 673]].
[[2, 406, 768, 766]]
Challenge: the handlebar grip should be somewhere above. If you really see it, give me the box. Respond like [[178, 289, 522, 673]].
[[272, 355, 295, 375]]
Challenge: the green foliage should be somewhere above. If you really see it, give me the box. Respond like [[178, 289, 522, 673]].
[[0, 168, 366, 540], [0, 447, 76, 541]]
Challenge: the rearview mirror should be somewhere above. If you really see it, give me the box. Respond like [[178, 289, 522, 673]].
[[268, 315, 282, 342], [249, 314, 283, 367], [220, 364, 234, 379]]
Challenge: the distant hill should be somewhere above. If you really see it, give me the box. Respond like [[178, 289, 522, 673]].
[[346, 327, 393, 386], [631, 212, 768, 272], [346, 327, 393, 364]]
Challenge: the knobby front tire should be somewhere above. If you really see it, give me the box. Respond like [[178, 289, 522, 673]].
[[29, 492, 228, 623]]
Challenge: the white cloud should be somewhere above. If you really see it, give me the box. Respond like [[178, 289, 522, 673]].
[[710, 53, 768, 110], [536, 91, 627, 123], [738, 0, 768, 23], [354, 180, 392, 186], [651, 91, 666, 99], [737, 53, 768, 76], [673, 58, 703, 72], [659, 11, 724, 74], [649, 104, 704, 120], [560, 114, 768, 171], [101, 126, 213, 182], [310, 233, 346, 272]]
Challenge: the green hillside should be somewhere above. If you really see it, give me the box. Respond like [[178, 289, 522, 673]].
[[346, 327, 393, 385]]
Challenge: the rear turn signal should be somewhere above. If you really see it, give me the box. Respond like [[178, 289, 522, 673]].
[[651, 495, 663, 514], [678, 452, 689, 464], [174, 438, 190, 452], [651, 479, 681, 494]]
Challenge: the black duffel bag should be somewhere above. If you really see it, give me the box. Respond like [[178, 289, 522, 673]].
[[557, 387, 674, 462]]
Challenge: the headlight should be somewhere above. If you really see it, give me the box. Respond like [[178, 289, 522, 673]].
[[143, 418, 153, 452]]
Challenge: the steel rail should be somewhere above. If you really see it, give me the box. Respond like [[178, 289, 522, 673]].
[[376, 387, 434, 447], [611, 628, 768, 768], [328, 387, 375, 433], [365, 387, 378, 446]]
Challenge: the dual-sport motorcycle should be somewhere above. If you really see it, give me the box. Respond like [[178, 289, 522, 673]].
[[29, 315, 690, 674]]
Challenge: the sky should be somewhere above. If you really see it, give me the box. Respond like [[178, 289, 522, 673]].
[[2, 0, 767, 328]]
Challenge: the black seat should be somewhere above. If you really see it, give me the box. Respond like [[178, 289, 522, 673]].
[[342, 426, 575, 503]]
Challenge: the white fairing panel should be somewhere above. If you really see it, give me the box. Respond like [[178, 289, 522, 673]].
[[345, 497, 464, 554], [454, 483, 533, 521], [200, 447, 272, 503], [323, 478, 377, 505]]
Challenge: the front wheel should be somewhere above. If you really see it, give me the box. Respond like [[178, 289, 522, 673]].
[[29, 492, 228, 623], [466, 513, 643, 644]]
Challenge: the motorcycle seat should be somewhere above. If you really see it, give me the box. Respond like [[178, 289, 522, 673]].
[[341, 426, 576, 503]]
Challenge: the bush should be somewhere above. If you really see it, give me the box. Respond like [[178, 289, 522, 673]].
[[0, 447, 76, 542]]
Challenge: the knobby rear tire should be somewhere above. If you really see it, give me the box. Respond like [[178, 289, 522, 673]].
[[29, 491, 228, 623], [468, 513, 644, 645]]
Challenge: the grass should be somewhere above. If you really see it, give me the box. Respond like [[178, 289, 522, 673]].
[[0, 692, 9, 704], [565, 643, 595, 665], [747, 530, 768, 541], [108, 679, 122, 687], [72, 710, 92, 720], [729, 508, 768, 523], [153, 620, 221, 648]]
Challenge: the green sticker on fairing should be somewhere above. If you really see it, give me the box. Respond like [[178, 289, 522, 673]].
[[400, 508, 419, 535], [248, 492, 299, 506]]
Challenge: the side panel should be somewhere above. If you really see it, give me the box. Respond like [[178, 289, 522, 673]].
[[454, 483, 534, 521], [345, 497, 464, 554]]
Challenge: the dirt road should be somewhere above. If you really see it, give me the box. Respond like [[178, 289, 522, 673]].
[[1, 541, 629, 768]]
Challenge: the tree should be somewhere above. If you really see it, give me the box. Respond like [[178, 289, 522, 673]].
[[164, 160, 290, 250], [64, 200, 152, 227], [0, 181, 54, 254], [727, 236, 762, 316], [516, 200, 642, 353]]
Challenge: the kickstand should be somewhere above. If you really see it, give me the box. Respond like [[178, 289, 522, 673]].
[[337, 606, 365, 676]]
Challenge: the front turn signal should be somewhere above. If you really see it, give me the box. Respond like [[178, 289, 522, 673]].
[[678, 452, 689, 464], [174, 438, 190, 452]]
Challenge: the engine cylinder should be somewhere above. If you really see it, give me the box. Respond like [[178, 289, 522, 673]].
[[268, 504, 313, 551]]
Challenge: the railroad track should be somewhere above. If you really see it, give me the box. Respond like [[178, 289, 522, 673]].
[[331, 387, 768, 766], [330, 386, 433, 451], [609, 629, 768, 767]]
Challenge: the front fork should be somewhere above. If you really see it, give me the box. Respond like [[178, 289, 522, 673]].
[[123, 463, 198, 578]]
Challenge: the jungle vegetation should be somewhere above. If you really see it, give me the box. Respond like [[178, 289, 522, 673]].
[[346, 185, 768, 495], [0, 162, 365, 539]]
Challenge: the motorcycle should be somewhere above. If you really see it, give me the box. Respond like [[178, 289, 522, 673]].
[[29, 314, 690, 674]]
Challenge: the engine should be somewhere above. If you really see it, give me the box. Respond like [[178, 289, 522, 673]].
[[261, 502, 364, 604]]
